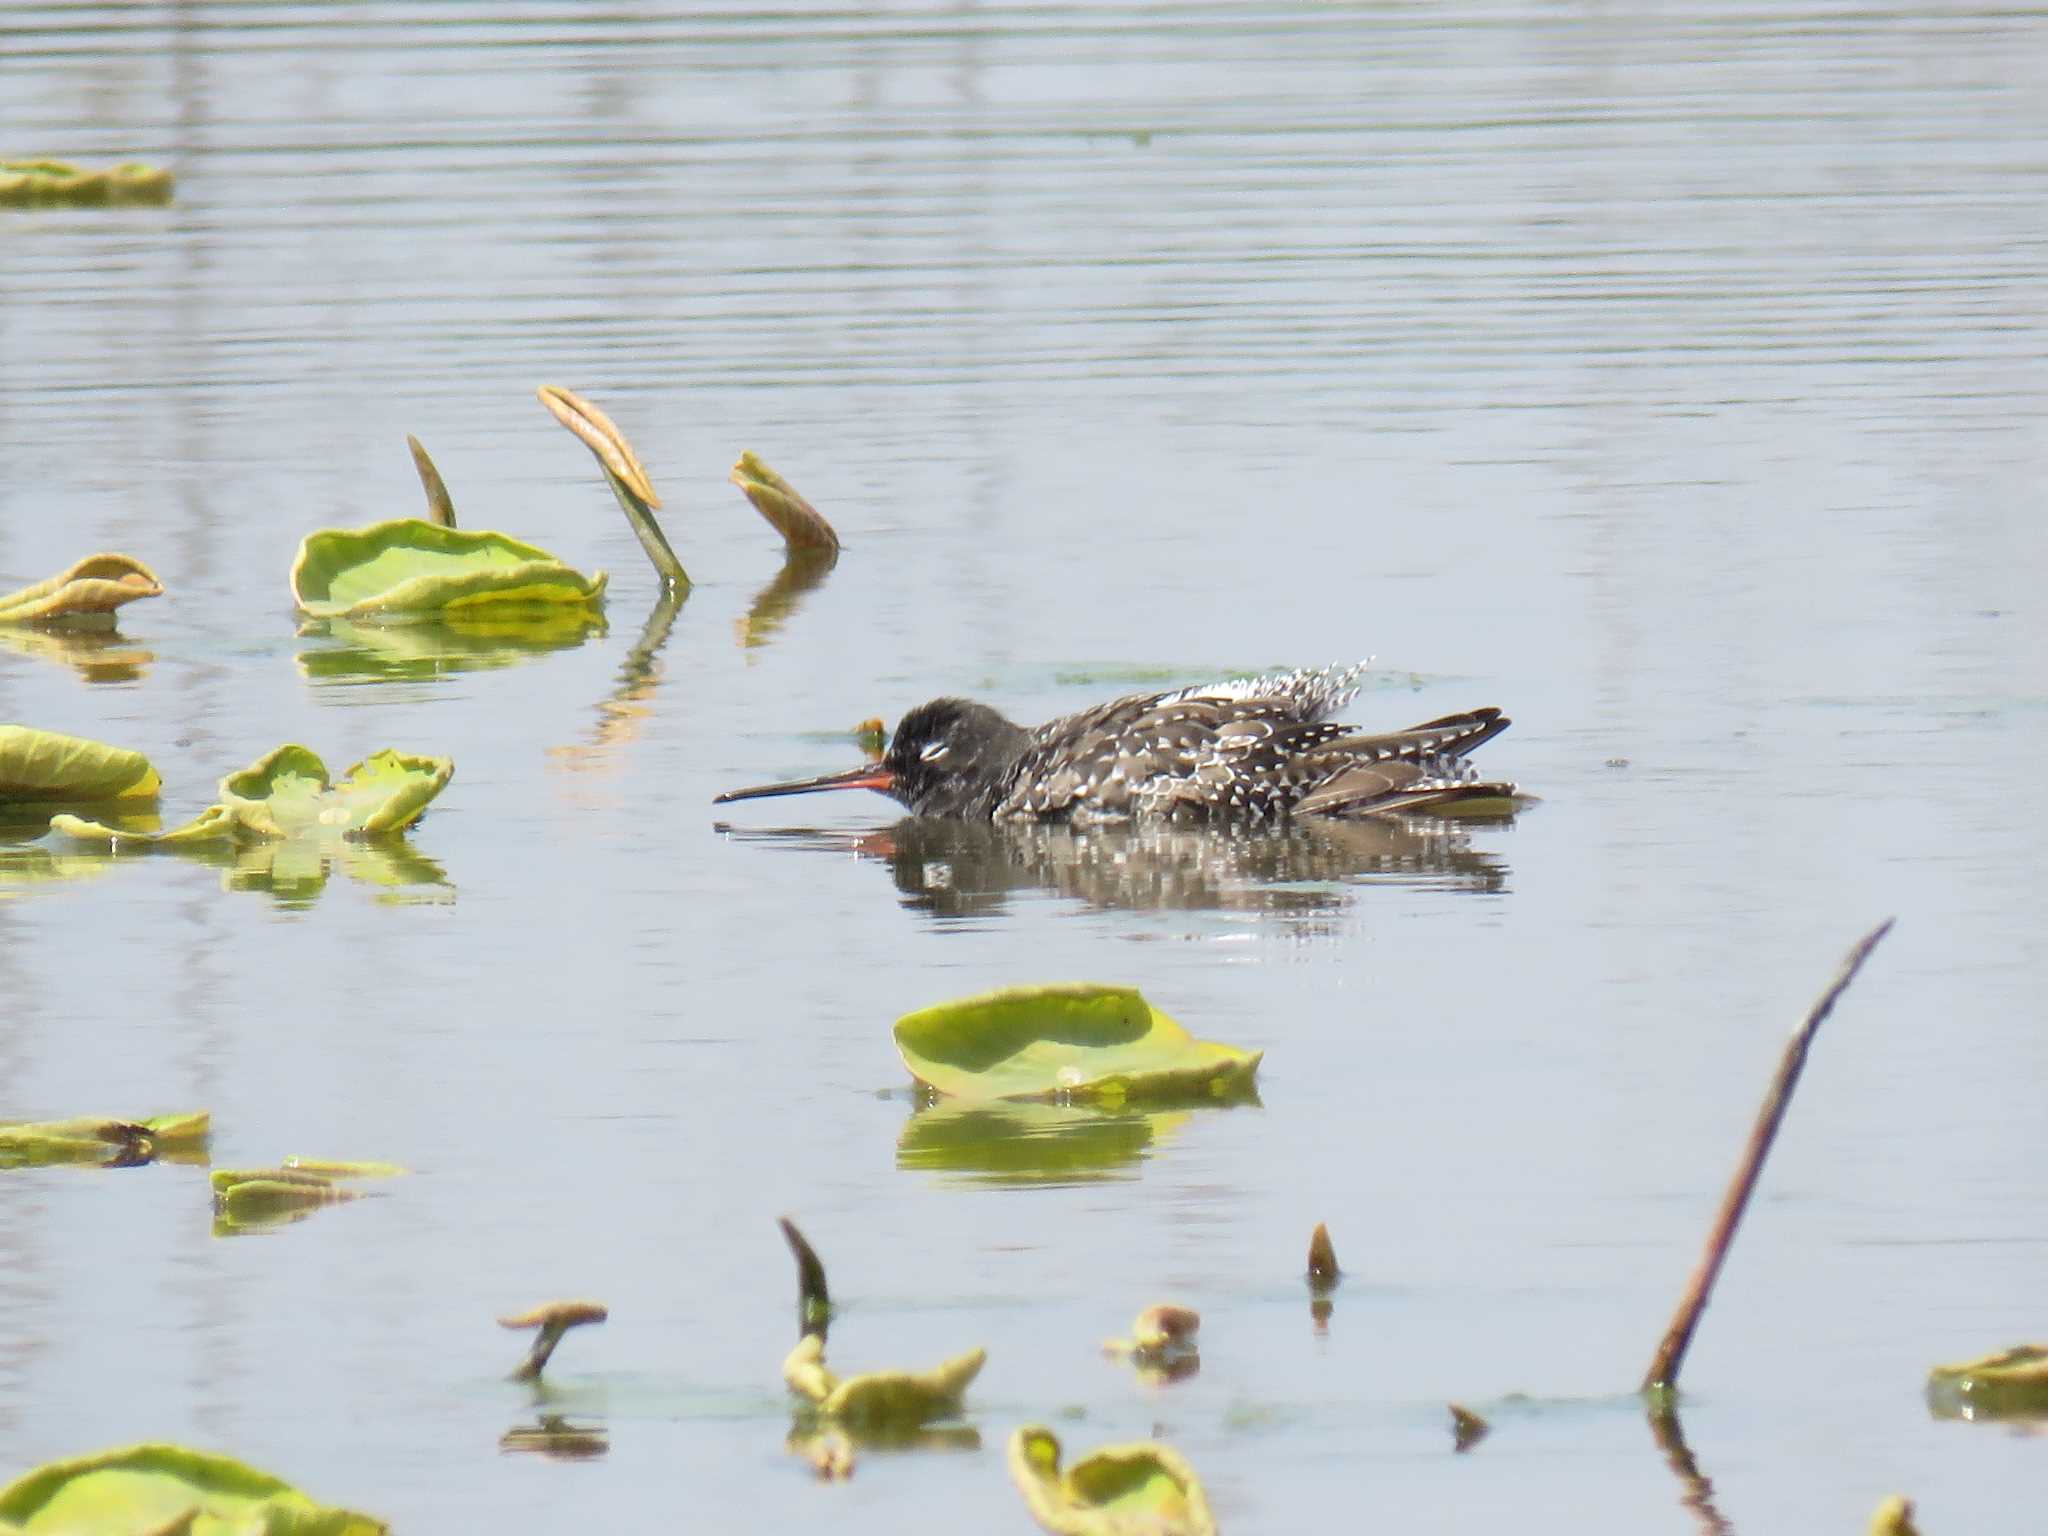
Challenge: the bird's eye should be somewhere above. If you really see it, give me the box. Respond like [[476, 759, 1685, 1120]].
[[919, 741, 951, 763]]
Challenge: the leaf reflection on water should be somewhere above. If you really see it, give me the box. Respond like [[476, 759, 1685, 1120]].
[[2, 831, 450, 911], [899, 1095, 1261, 1188], [0, 623, 155, 685], [297, 607, 606, 686]]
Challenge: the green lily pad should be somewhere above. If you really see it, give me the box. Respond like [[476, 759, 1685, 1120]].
[[210, 1159, 403, 1236], [0, 1442, 382, 1534], [291, 519, 606, 621], [0, 160, 175, 207], [0, 728, 159, 804], [0, 1112, 209, 1170], [1008, 1425, 1216, 1536], [782, 1334, 986, 1431], [53, 746, 450, 845], [1927, 1345, 2048, 1420], [0, 555, 162, 627], [893, 984, 1262, 1105], [220, 747, 449, 836]]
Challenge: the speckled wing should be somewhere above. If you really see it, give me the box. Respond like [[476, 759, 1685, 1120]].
[[1000, 685, 1433, 822], [1290, 710, 1517, 818], [1119, 704, 1512, 821]]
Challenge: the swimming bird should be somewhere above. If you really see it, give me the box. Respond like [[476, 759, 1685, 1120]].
[[714, 664, 1516, 824]]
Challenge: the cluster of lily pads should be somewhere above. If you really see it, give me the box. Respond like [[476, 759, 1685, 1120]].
[[480, 985, 1262, 1531], [0, 391, 2024, 1535], [0, 386, 837, 906]]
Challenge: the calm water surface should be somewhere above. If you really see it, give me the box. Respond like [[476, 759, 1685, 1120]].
[[3, 3, 2046, 1531]]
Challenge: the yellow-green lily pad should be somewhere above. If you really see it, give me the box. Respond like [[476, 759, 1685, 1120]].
[[0, 1112, 208, 1170], [53, 747, 450, 845], [1008, 1425, 1216, 1536], [782, 1334, 985, 1431], [0, 160, 175, 207], [893, 984, 1261, 1105], [291, 519, 606, 621], [210, 1159, 403, 1236], [0, 728, 159, 803], [0, 1442, 382, 1534], [220, 747, 449, 836], [0, 555, 162, 628], [1927, 1345, 2048, 1420]]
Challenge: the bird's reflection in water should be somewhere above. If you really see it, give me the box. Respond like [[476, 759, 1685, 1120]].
[[718, 814, 1510, 918]]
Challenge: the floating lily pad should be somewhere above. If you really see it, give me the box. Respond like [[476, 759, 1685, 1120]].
[[291, 520, 606, 621], [782, 1334, 986, 1431], [0, 728, 159, 804], [0, 160, 175, 207], [1927, 1345, 2048, 1420], [0, 555, 162, 628], [53, 746, 450, 845], [0, 1112, 208, 1170], [210, 1159, 403, 1236], [1008, 1425, 1216, 1536], [221, 747, 449, 837], [0, 1443, 381, 1534], [893, 984, 1261, 1105]]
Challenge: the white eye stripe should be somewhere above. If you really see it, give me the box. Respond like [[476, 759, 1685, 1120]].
[[920, 741, 951, 762]]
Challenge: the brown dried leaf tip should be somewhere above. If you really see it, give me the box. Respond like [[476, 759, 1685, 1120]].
[[1450, 1403, 1490, 1453], [1307, 1222, 1341, 1292], [537, 385, 662, 509], [1104, 1305, 1201, 1382], [780, 1216, 833, 1340], [498, 1299, 609, 1382], [406, 435, 458, 529], [731, 452, 840, 555], [1134, 1304, 1200, 1354]]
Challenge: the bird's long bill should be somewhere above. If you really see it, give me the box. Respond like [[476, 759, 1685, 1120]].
[[713, 762, 897, 804]]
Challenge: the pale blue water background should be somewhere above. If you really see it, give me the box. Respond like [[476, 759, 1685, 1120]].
[[2, 2, 2046, 1530]]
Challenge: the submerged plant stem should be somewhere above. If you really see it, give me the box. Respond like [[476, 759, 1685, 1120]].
[[1641, 918, 1894, 1395]]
